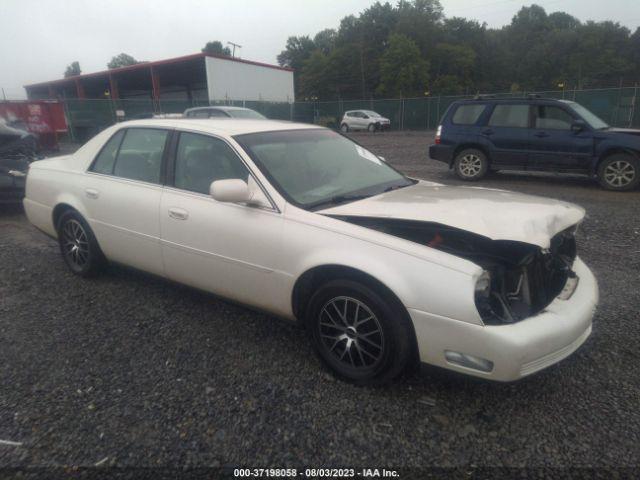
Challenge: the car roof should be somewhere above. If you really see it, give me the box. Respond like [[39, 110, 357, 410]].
[[117, 118, 320, 136], [456, 96, 564, 104]]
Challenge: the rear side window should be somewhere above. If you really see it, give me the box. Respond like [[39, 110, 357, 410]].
[[452, 104, 486, 125], [208, 109, 229, 117], [91, 130, 125, 174], [488, 104, 530, 128], [174, 132, 249, 194], [113, 128, 168, 184], [535, 105, 574, 130], [190, 110, 210, 118]]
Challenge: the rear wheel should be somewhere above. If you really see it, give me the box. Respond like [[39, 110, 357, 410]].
[[597, 153, 639, 191], [340, 123, 349, 133], [306, 279, 414, 385], [454, 148, 489, 181], [57, 210, 106, 277]]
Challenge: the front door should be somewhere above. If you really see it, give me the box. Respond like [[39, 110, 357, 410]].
[[159, 131, 286, 311], [529, 104, 593, 171]]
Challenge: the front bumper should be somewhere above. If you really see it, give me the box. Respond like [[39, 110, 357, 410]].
[[409, 257, 598, 381]]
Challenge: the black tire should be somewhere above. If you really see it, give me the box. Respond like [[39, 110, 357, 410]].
[[306, 279, 414, 385], [453, 148, 489, 181], [340, 123, 349, 133], [56, 210, 106, 277], [597, 153, 640, 191], [367, 123, 376, 133]]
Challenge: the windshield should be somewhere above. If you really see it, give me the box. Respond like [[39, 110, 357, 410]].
[[565, 101, 609, 129], [236, 129, 413, 209], [229, 109, 266, 120]]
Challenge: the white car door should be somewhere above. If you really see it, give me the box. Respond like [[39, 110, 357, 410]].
[[159, 131, 286, 312], [83, 127, 168, 276], [356, 111, 368, 130]]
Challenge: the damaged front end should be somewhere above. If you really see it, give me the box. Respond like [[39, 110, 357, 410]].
[[331, 216, 578, 325]]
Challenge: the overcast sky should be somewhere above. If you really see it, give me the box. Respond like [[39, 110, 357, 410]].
[[1, 0, 638, 99]]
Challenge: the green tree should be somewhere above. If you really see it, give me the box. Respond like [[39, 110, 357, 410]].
[[431, 43, 476, 93], [64, 61, 81, 78], [202, 41, 231, 56], [299, 50, 331, 99], [108, 53, 139, 69], [377, 33, 429, 97], [277, 36, 315, 70]]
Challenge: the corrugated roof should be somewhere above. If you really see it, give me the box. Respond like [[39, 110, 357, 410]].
[[24, 52, 293, 88]]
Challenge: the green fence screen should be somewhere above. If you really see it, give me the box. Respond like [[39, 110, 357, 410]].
[[62, 86, 640, 142]]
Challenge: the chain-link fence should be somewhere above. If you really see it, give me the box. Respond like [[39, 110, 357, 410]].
[[60, 86, 639, 142]]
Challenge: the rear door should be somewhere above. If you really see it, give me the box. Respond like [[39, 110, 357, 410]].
[[529, 103, 593, 171], [84, 127, 169, 276], [482, 103, 532, 168]]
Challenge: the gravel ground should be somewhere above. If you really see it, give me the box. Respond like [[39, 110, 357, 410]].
[[1, 131, 639, 475]]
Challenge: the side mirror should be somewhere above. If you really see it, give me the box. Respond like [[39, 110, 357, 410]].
[[362, 115, 369, 119], [210, 178, 271, 208], [571, 120, 586, 133], [210, 179, 251, 203]]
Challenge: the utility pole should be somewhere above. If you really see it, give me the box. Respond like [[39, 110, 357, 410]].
[[359, 39, 366, 100], [227, 42, 242, 58], [1, 88, 6, 101]]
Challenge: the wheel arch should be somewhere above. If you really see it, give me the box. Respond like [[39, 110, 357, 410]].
[[451, 143, 491, 168], [52, 203, 79, 230], [595, 146, 640, 174], [291, 264, 419, 363]]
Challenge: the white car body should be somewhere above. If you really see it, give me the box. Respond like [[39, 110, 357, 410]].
[[341, 110, 391, 132], [24, 119, 598, 382]]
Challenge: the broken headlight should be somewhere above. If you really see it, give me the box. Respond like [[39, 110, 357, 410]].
[[474, 270, 491, 299]]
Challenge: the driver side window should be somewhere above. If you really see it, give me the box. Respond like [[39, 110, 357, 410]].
[[174, 132, 249, 195]]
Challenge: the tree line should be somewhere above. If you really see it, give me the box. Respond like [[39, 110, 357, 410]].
[[277, 1, 640, 100]]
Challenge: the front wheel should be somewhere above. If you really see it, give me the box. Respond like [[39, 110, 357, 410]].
[[306, 279, 414, 385], [57, 210, 106, 277], [367, 123, 377, 133], [453, 148, 489, 181], [340, 123, 349, 133], [597, 153, 639, 191]]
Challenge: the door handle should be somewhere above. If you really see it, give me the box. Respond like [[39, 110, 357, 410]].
[[85, 188, 99, 199], [534, 131, 549, 138], [168, 207, 189, 220], [481, 128, 494, 136]]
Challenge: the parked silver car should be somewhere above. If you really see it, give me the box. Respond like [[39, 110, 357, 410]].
[[340, 110, 390, 133]]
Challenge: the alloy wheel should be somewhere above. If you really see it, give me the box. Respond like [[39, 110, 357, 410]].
[[604, 160, 636, 188], [61, 219, 90, 270], [318, 296, 384, 370], [459, 154, 482, 177]]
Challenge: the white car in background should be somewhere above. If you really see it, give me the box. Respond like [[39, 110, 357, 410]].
[[340, 110, 391, 132], [24, 119, 598, 384]]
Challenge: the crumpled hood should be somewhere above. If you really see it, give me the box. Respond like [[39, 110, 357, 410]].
[[319, 181, 585, 248]]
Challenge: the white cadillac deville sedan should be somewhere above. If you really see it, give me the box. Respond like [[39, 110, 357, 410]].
[[24, 119, 598, 384]]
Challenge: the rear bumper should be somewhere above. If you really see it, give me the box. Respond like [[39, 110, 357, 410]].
[[428, 144, 453, 164], [409, 257, 598, 381]]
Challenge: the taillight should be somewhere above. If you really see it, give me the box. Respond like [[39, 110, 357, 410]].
[[435, 125, 442, 144]]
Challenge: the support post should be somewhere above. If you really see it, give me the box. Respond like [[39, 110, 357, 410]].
[[109, 74, 119, 100], [150, 66, 160, 110], [74, 79, 85, 99]]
